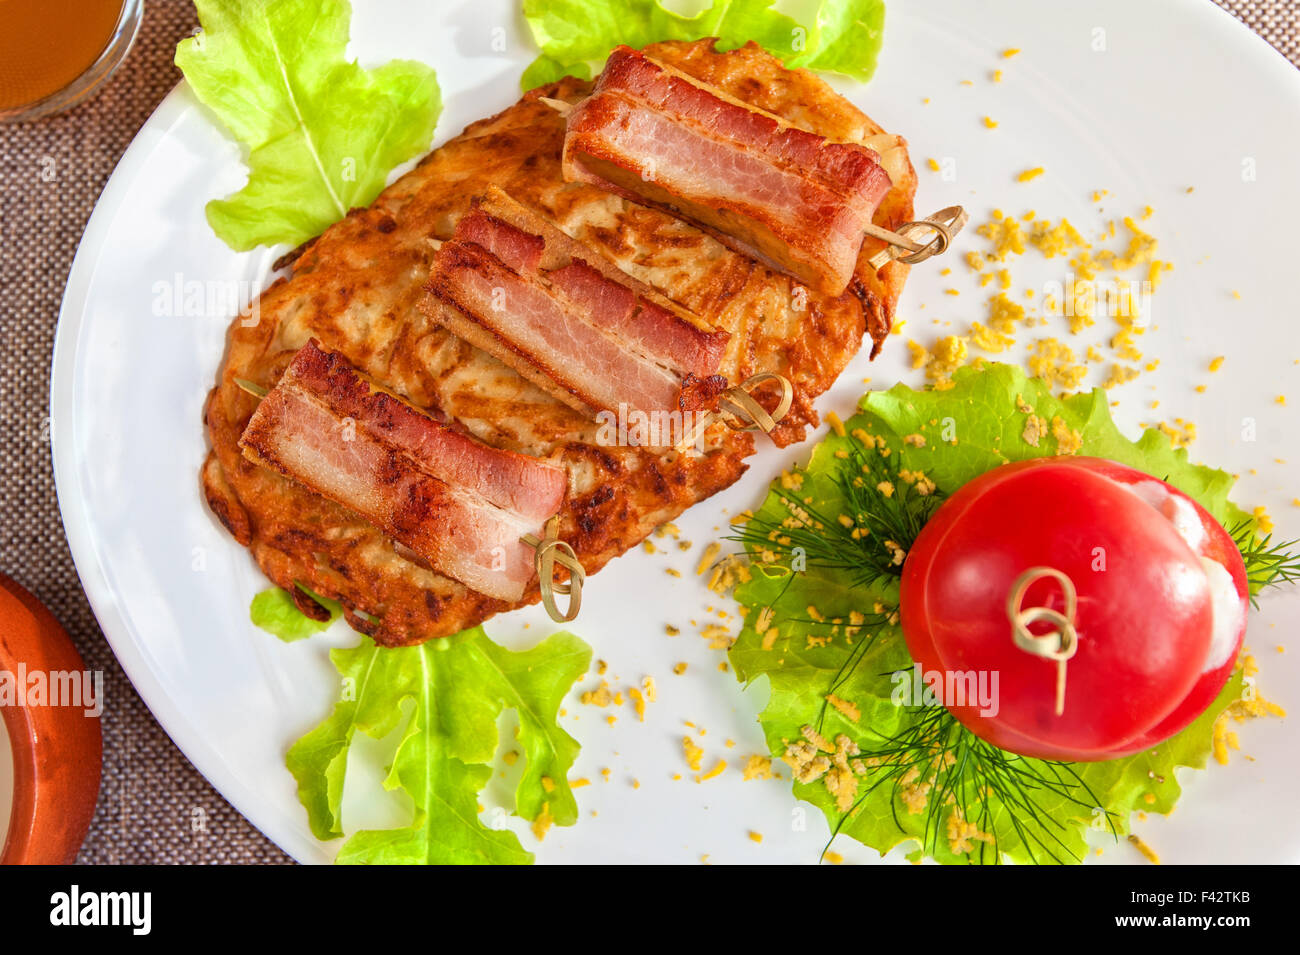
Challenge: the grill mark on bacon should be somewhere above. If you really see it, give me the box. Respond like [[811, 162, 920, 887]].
[[239, 340, 564, 602], [562, 46, 892, 296]]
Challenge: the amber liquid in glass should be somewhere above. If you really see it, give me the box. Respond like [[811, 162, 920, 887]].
[[0, 0, 126, 110]]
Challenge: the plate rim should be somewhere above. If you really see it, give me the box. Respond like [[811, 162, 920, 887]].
[[49, 84, 328, 863]]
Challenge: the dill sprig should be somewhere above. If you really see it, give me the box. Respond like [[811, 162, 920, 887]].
[[731, 432, 944, 590], [1231, 521, 1300, 606], [832, 706, 1115, 865]]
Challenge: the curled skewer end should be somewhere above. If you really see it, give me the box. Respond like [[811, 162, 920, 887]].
[[1005, 566, 1079, 716], [525, 517, 585, 623], [718, 372, 794, 435], [866, 205, 969, 271]]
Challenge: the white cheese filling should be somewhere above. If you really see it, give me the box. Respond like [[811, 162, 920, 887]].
[[1128, 479, 1207, 553], [1200, 556, 1246, 671]]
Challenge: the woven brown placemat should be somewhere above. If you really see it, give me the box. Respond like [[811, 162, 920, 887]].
[[0, 0, 1296, 866]]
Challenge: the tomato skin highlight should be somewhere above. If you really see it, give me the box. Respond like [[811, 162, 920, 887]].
[[900, 457, 1219, 762]]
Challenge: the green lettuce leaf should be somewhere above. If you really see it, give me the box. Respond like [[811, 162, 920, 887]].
[[249, 585, 341, 642], [287, 626, 591, 865], [859, 361, 1253, 531], [176, 0, 441, 251], [729, 362, 1258, 864], [520, 0, 886, 89]]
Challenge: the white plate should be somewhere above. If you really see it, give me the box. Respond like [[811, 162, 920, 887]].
[[53, 0, 1300, 864]]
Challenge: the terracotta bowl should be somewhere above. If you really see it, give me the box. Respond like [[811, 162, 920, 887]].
[[0, 574, 102, 864]]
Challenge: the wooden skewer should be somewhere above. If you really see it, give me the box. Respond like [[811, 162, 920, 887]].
[[865, 206, 969, 270], [521, 517, 584, 623], [233, 376, 584, 624], [863, 221, 924, 254], [675, 372, 794, 452], [539, 96, 574, 116], [717, 373, 793, 434], [1006, 567, 1079, 717], [233, 377, 268, 397]]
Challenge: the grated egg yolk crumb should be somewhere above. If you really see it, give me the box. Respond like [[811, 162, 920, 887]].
[[531, 803, 554, 842], [1149, 418, 1197, 449], [1127, 834, 1160, 865], [682, 736, 704, 771], [1026, 339, 1086, 391], [697, 759, 727, 782]]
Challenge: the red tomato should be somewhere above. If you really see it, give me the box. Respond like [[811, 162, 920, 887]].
[[899, 457, 1248, 762]]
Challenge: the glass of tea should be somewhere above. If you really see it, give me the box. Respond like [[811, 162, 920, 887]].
[[0, 0, 144, 123]]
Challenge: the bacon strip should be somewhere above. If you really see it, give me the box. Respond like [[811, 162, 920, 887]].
[[430, 240, 684, 416], [421, 186, 729, 425], [562, 46, 893, 296], [239, 340, 567, 602]]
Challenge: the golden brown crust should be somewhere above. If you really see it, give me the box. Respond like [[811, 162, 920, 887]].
[[202, 40, 917, 646]]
